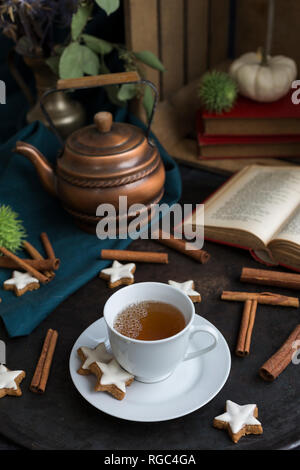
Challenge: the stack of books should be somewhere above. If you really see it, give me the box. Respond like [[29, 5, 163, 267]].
[[196, 91, 300, 159]]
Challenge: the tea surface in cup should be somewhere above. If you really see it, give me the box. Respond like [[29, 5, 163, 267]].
[[113, 301, 186, 341]]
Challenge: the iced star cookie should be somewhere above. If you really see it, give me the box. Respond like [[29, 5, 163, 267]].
[[168, 280, 201, 303], [0, 364, 26, 398], [3, 270, 40, 297], [213, 400, 263, 443], [89, 358, 134, 400], [77, 343, 113, 376], [99, 260, 136, 288]]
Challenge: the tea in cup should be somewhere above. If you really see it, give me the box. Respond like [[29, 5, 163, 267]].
[[103, 282, 218, 383]]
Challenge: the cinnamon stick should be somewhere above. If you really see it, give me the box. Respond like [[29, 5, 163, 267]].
[[157, 230, 210, 264], [221, 291, 299, 308], [40, 232, 56, 260], [235, 300, 257, 357], [101, 249, 168, 264], [259, 324, 300, 381], [23, 240, 55, 279], [0, 246, 49, 284], [30, 328, 58, 393], [0, 257, 59, 271], [241, 267, 300, 290]]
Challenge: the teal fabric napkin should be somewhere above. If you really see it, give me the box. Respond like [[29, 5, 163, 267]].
[[0, 117, 181, 337]]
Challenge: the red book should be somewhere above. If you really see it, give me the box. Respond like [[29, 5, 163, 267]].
[[197, 109, 300, 160], [200, 91, 300, 136]]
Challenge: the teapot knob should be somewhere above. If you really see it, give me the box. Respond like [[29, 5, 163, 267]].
[[94, 111, 113, 133]]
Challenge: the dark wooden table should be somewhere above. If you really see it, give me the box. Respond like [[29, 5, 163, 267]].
[[0, 165, 299, 450]]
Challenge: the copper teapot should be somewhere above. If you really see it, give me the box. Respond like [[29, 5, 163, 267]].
[[14, 72, 165, 233]]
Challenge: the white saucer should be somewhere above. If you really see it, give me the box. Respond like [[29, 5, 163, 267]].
[[69, 314, 231, 422]]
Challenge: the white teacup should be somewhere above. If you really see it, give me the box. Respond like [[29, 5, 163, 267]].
[[103, 282, 218, 383]]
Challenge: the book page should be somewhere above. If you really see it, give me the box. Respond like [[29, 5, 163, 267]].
[[272, 204, 300, 245], [201, 165, 300, 244]]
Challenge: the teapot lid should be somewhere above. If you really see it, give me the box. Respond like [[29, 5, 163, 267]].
[[66, 111, 145, 157]]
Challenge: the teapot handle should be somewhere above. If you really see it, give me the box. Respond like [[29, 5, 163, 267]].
[[40, 71, 158, 145]]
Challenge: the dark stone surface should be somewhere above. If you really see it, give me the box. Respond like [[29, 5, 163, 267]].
[[0, 165, 299, 450]]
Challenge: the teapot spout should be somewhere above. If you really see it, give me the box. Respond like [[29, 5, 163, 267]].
[[14, 141, 57, 197]]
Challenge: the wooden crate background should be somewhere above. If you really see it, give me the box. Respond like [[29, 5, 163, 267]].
[[124, 0, 300, 174], [124, 0, 231, 99], [235, 0, 300, 72]]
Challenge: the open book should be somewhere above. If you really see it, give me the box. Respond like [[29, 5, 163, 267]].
[[191, 165, 300, 271]]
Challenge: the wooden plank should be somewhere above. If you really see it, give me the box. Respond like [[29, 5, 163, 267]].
[[235, 0, 266, 58], [169, 76, 201, 137], [186, 0, 209, 81], [152, 100, 184, 150], [57, 71, 140, 90], [159, 0, 185, 99], [208, 0, 231, 67], [235, 0, 300, 72], [124, 0, 160, 92]]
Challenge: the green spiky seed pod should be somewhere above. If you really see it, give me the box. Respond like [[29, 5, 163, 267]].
[[198, 70, 238, 114], [0, 205, 26, 254]]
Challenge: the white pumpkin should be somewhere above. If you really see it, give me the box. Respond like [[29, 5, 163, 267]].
[[229, 52, 297, 102]]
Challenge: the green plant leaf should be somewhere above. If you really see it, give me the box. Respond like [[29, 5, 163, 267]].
[[105, 85, 126, 107], [95, 0, 119, 15], [81, 45, 100, 75], [117, 83, 138, 101], [133, 51, 165, 72], [82, 34, 113, 55], [59, 42, 84, 79], [143, 85, 154, 120], [71, 3, 93, 40], [45, 56, 60, 76], [59, 43, 100, 79]]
